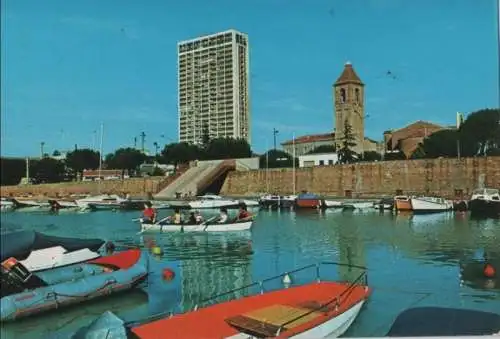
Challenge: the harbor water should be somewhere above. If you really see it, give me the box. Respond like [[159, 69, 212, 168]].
[[1, 207, 499, 338]]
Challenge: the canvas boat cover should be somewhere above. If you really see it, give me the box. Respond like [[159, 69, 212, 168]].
[[0, 230, 105, 262], [297, 193, 319, 200], [386, 307, 500, 336]]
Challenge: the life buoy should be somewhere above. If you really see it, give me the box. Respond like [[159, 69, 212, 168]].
[[484, 264, 496, 278], [162, 268, 175, 281]]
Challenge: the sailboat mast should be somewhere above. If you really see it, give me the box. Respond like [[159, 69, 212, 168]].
[[292, 133, 296, 195], [98, 123, 104, 193]]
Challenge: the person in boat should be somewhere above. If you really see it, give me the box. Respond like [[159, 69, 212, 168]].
[[188, 212, 197, 224], [217, 207, 229, 224], [172, 208, 182, 224], [235, 204, 252, 222], [195, 211, 204, 224], [142, 202, 157, 224]]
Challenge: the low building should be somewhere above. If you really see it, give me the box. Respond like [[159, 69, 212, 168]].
[[82, 169, 128, 181], [299, 152, 339, 167], [282, 132, 381, 157], [383, 120, 451, 157]]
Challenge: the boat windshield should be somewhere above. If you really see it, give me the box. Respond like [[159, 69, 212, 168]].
[[473, 188, 499, 195]]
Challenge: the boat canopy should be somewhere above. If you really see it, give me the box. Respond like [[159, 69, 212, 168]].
[[386, 307, 500, 336], [297, 193, 319, 200], [0, 230, 105, 262]]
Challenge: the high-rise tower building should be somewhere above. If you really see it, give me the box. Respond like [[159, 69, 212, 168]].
[[177, 29, 250, 145]]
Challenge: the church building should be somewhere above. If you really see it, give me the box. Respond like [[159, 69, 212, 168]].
[[282, 62, 381, 156]]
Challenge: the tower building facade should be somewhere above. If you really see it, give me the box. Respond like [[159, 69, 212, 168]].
[[177, 29, 250, 145]]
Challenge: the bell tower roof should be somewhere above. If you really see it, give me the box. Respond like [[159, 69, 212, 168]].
[[334, 62, 364, 86]]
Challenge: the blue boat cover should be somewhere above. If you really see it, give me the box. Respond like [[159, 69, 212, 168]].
[[297, 193, 319, 200], [386, 307, 500, 336], [0, 230, 105, 262]]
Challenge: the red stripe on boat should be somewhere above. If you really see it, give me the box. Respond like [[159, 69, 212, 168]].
[[131, 281, 371, 339], [88, 249, 141, 269]]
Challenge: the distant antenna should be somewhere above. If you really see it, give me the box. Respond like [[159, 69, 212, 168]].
[[140, 132, 146, 152]]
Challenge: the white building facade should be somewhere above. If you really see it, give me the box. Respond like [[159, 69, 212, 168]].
[[298, 152, 339, 168], [177, 29, 250, 145]]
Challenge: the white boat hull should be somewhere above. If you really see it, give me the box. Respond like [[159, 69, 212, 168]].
[[225, 300, 366, 339], [324, 200, 343, 208], [141, 221, 253, 233], [188, 200, 240, 209], [411, 197, 453, 212], [343, 202, 373, 210], [239, 199, 259, 207], [19, 246, 100, 272]]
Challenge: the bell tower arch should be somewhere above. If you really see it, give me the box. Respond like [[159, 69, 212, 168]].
[[333, 62, 365, 153]]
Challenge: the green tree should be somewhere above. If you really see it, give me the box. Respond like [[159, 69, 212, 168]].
[[31, 158, 65, 183], [338, 120, 357, 164], [0, 158, 26, 185], [360, 151, 382, 162], [307, 145, 336, 154], [161, 142, 200, 167], [259, 149, 298, 168], [201, 123, 210, 149], [105, 147, 147, 176], [459, 108, 500, 156], [410, 129, 459, 159], [384, 151, 407, 161], [204, 138, 252, 160], [65, 149, 100, 180], [52, 150, 61, 156]]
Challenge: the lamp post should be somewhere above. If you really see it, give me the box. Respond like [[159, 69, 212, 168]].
[[153, 142, 159, 156], [40, 142, 45, 158], [273, 128, 279, 150]]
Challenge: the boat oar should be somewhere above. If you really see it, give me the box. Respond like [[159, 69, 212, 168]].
[[136, 216, 171, 235], [202, 216, 219, 231]]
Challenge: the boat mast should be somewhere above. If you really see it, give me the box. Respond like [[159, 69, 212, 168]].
[[266, 139, 269, 193], [98, 122, 104, 194], [292, 132, 296, 196]]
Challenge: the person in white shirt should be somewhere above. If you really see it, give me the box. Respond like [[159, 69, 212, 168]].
[[195, 211, 203, 224], [218, 208, 228, 224]]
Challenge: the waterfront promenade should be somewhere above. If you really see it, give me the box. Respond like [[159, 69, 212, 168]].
[[1, 156, 499, 200]]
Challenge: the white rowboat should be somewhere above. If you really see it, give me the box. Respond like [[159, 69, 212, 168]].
[[140, 220, 253, 233]]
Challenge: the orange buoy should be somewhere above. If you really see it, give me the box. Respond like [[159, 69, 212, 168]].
[[484, 264, 496, 278], [162, 268, 175, 281]]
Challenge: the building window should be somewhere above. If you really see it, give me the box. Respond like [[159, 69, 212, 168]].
[[355, 88, 360, 103], [340, 88, 346, 103], [454, 189, 464, 199], [328, 160, 334, 165], [395, 189, 403, 195], [344, 190, 352, 198], [319, 160, 325, 166]]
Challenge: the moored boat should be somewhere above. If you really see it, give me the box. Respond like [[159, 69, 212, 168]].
[[394, 195, 412, 212], [373, 197, 394, 211], [72, 261, 370, 339], [410, 196, 454, 213], [323, 199, 343, 208], [386, 307, 500, 336], [188, 194, 240, 209], [75, 194, 127, 209], [342, 201, 374, 210], [1, 230, 105, 272], [259, 194, 297, 210], [0, 248, 149, 321], [295, 192, 323, 209], [469, 188, 500, 219], [0, 197, 15, 211], [140, 219, 253, 233]]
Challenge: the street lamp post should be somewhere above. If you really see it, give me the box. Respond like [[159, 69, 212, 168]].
[[153, 142, 159, 156], [273, 128, 279, 150], [40, 142, 45, 158]]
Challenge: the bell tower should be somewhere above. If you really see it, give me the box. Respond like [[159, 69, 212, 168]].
[[333, 62, 365, 153]]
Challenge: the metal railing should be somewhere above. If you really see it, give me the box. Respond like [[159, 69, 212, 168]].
[[126, 261, 368, 328]]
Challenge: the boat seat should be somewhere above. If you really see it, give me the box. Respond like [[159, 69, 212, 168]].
[[225, 304, 320, 337]]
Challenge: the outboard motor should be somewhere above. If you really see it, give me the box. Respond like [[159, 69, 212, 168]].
[[1, 257, 47, 297]]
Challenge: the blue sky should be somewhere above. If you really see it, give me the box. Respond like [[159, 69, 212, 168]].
[[1, 0, 498, 157]]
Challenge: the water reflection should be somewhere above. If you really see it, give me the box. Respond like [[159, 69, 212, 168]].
[[1, 290, 148, 339]]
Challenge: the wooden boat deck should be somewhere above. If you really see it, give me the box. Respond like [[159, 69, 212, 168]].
[[131, 281, 370, 339]]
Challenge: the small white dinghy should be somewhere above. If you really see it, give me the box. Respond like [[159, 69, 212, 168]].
[[139, 218, 253, 233]]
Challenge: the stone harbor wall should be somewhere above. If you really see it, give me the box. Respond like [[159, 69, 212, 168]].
[[220, 156, 500, 199], [0, 176, 170, 199]]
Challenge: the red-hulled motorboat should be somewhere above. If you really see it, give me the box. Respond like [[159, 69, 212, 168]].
[[129, 262, 370, 338]]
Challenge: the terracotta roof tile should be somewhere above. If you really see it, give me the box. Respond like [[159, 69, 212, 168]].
[[281, 133, 335, 146], [334, 62, 364, 86]]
